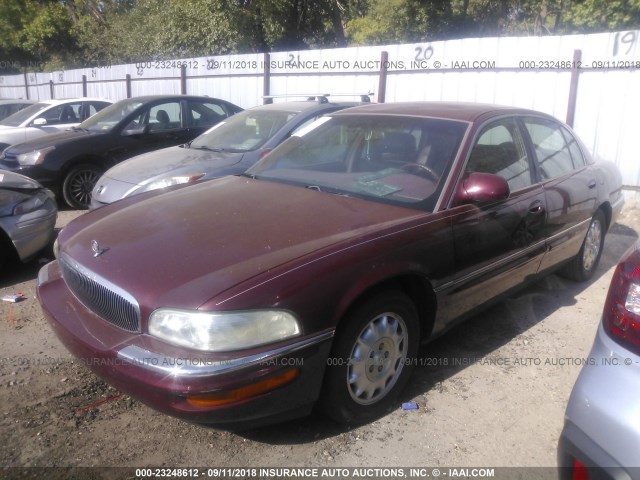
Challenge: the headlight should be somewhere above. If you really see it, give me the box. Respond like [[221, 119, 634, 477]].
[[148, 309, 301, 352], [0, 189, 47, 216], [145, 174, 204, 192], [16, 146, 55, 166], [13, 190, 48, 215]]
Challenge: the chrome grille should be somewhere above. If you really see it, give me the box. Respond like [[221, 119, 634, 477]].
[[60, 254, 141, 332]]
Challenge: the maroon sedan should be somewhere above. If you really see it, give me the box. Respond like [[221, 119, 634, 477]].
[[37, 102, 624, 427]]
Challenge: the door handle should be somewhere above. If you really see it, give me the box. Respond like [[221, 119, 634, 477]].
[[529, 201, 545, 215]]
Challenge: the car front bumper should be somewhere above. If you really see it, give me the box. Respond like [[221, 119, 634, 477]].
[[37, 260, 334, 428], [0, 192, 57, 262], [558, 323, 640, 480], [0, 162, 59, 192]]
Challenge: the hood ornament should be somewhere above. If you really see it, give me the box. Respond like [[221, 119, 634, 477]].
[[91, 240, 109, 257]]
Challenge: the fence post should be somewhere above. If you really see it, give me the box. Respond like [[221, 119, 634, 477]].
[[566, 49, 582, 127], [82, 75, 87, 97], [126, 74, 132, 98], [378, 51, 388, 103], [23, 71, 29, 100], [180, 65, 187, 94], [49, 80, 54, 99], [263, 53, 272, 104]]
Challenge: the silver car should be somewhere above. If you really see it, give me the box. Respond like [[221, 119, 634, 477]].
[[0, 170, 57, 270], [558, 241, 640, 479], [90, 97, 364, 208], [0, 99, 35, 121], [0, 98, 112, 151]]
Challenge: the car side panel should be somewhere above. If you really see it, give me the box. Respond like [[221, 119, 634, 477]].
[[435, 184, 547, 329]]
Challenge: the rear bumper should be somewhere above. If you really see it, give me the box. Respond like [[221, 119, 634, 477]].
[[37, 260, 334, 428], [558, 323, 640, 480]]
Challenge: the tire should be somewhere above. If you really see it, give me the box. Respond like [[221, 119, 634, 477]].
[[0, 231, 14, 272], [62, 164, 103, 209], [560, 209, 606, 282], [320, 291, 420, 424]]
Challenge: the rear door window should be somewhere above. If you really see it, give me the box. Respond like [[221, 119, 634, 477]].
[[523, 118, 578, 179]]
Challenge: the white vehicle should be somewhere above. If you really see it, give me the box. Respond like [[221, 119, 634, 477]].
[[0, 98, 112, 150]]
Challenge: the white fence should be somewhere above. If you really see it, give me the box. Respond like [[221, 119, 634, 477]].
[[1, 30, 639, 191]]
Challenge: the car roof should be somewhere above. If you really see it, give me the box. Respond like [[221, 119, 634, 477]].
[[34, 97, 112, 106], [247, 100, 364, 114], [115, 95, 227, 102], [0, 99, 35, 105], [333, 101, 551, 122]]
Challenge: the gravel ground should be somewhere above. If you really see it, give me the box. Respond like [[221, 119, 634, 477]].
[[1, 199, 639, 473]]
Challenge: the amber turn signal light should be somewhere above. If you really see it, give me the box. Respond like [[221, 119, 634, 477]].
[[186, 368, 298, 407]]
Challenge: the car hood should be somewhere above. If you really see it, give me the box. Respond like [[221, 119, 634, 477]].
[[0, 170, 44, 189], [101, 145, 244, 186], [5, 129, 92, 153], [58, 175, 426, 317]]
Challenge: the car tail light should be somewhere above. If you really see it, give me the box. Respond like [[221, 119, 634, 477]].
[[572, 458, 589, 480], [603, 243, 640, 355], [258, 148, 272, 160]]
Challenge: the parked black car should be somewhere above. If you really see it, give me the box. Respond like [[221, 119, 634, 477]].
[[0, 95, 242, 208]]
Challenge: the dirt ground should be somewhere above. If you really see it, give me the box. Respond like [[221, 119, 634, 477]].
[[1, 199, 640, 473]]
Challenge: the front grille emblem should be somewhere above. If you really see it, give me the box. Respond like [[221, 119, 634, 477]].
[[91, 240, 109, 257]]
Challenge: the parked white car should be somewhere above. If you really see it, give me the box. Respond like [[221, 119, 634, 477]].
[[0, 98, 112, 150]]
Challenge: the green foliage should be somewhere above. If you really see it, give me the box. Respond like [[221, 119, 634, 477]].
[[564, 0, 640, 32], [0, 0, 639, 72]]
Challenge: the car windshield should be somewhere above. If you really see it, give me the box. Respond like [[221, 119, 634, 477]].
[[247, 115, 467, 208], [0, 103, 48, 127], [189, 109, 297, 153], [79, 99, 144, 132]]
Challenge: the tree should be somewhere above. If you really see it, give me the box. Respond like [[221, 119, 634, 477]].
[[563, 0, 640, 32], [0, 0, 34, 72]]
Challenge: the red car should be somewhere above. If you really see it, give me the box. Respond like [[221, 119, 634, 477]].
[[37, 102, 624, 427]]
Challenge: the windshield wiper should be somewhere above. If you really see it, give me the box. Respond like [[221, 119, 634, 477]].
[[190, 145, 225, 152], [70, 126, 89, 132]]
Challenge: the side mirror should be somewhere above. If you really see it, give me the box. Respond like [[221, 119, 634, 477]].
[[122, 124, 149, 137], [452, 172, 510, 206], [32, 118, 47, 126]]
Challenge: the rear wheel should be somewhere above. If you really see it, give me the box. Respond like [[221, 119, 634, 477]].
[[560, 209, 606, 282], [320, 291, 420, 424], [62, 164, 102, 209]]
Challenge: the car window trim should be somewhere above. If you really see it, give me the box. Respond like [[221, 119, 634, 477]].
[[442, 114, 538, 211]]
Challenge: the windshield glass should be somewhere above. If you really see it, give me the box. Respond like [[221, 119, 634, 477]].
[[247, 115, 467, 208], [190, 109, 297, 152], [79, 98, 144, 132], [0, 103, 48, 127]]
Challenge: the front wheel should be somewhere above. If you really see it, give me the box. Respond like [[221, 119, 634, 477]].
[[560, 209, 606, 282], [62, 164, 103, 209], [320, 291, 420, 424]]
